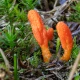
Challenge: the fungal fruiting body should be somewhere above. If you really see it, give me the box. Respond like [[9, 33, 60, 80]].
[[56, 21, 73, 61], [28, 10, 53, 62]]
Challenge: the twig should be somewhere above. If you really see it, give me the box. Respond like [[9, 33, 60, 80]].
[[54, 0, 58, 8], [46, 66, 63, 71], [68, 52, 80, 80], [39, 0, 74, 14], [43, 0, 75, 26], [52, 71, 64, 80], [72, 29, 80, 36], [0, 48, 10, 70], [39, 6, 59, 14], [35, 74, 53, 80]]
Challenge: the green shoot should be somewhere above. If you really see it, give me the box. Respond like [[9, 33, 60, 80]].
[[0, 25, 16, 49], [56, 38, 60, 53], [14, 54, 18, 80]]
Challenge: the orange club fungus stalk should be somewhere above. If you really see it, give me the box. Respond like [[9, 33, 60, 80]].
[[28, 10, 54, 62], [56, 21, 73, 61]]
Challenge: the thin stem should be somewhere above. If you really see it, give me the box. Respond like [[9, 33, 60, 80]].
[[0, 48, 10, 69], [14, 54, 18, 80], [68, 52, 80, 80]]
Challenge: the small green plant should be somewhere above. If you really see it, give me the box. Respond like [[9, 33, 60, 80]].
[[68, 2, 80, 22], [74, 72, 80, 80], [29, 50, 41, 67], [0, 0, 5, 15], [21, 0, 38, 11], [0, 0, 12, 15], [71, 37, 80, 60], [11, 4, 27, 22], [0, 25, 17, 49]]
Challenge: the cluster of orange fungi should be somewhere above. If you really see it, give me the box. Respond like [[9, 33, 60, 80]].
[[28, 10, 73, 63]]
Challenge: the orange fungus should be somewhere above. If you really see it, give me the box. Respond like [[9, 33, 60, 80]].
[[28, 10, 54, 62], [56, 21, 73, 61]]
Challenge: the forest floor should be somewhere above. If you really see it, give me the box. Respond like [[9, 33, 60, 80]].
[[0, 0, 80, 80]]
